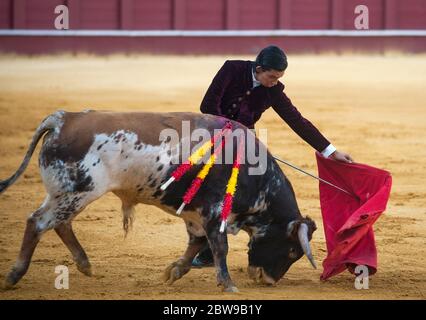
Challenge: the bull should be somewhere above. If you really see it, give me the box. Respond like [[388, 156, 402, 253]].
[[0, 110, 317, 292]]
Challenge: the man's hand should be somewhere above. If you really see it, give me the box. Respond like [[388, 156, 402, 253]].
[[330, 150, 354, 163]]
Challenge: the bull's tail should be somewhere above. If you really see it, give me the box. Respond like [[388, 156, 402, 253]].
[[0, 111, 64, 194]]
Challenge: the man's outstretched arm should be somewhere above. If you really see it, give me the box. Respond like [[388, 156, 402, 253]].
[[272, 88, 353, 163]]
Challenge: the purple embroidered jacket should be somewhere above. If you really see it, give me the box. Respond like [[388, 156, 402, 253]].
[[200, 60, 331, 152]]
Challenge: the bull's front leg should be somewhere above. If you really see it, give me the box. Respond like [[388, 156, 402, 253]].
[[204, 217, 239, 293], [163, 231, 206, 285]]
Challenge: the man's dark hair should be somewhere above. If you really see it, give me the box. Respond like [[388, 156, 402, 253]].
[[255, 45, 288, 72]]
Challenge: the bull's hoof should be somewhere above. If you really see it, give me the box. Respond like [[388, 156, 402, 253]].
[[3, 280, 15, 290], [3, 273, 18, 290], [163, 266, 181, 285], [223, 286, 239, 293], [76, 262, 92, 277], [163, 260, 190, 285]]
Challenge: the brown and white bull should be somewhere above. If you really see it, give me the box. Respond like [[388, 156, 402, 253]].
[[0, 110, 317, 292]]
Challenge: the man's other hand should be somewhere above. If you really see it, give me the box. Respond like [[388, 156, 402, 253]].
[[330, 150, 354, 163]]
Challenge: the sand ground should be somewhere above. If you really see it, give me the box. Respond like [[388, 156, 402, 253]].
[[0, 53, 425, 299]]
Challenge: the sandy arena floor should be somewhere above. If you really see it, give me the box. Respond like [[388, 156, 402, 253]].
[[0, 53, 425, 299]]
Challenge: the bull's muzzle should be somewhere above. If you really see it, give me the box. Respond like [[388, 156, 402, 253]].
[[247, 266, 276, 285]]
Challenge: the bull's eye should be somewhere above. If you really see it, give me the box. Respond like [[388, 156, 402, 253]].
[[289, 247, 297, 259]]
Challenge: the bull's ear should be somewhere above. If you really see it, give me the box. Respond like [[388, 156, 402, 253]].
[[286, 216, 317, 241], [302, 216, 317, 240], [286, 220, 301, 240]]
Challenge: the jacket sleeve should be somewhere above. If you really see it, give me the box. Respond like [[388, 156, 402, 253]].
[[271, 87, 331, 152], [200, 60, 234, 116]]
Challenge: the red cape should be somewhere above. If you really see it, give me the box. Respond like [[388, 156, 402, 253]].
[[315, 152, 392, 280]]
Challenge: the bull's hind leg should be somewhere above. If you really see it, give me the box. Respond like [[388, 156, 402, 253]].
[[4, 191, 99, 288], [163, 231, 207, 285], [4, 199, 53, 288], [54, 223, 92, 276]]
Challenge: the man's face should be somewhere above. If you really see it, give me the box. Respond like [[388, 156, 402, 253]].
[[255, 67, 285, 88]]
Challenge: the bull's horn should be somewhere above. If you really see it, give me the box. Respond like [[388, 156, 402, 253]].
[[297, 223, 317, 269]]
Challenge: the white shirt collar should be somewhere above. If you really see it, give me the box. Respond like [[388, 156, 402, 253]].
[[252, 68, 261, 88]]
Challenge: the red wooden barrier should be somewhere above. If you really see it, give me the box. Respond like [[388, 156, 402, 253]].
[[1, 0, 425, 31], [0, 0, 425, 53]]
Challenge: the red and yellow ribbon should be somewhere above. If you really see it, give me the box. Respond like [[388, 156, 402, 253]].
[[176, 129, 229, 214], [160, 120, 245, 233], [160, 121, 232, 191], [219, 133, 245, 233]]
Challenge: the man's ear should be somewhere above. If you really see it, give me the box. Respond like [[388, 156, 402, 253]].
[[255, 66, 263, 73], [286, 216, 317, 241]]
